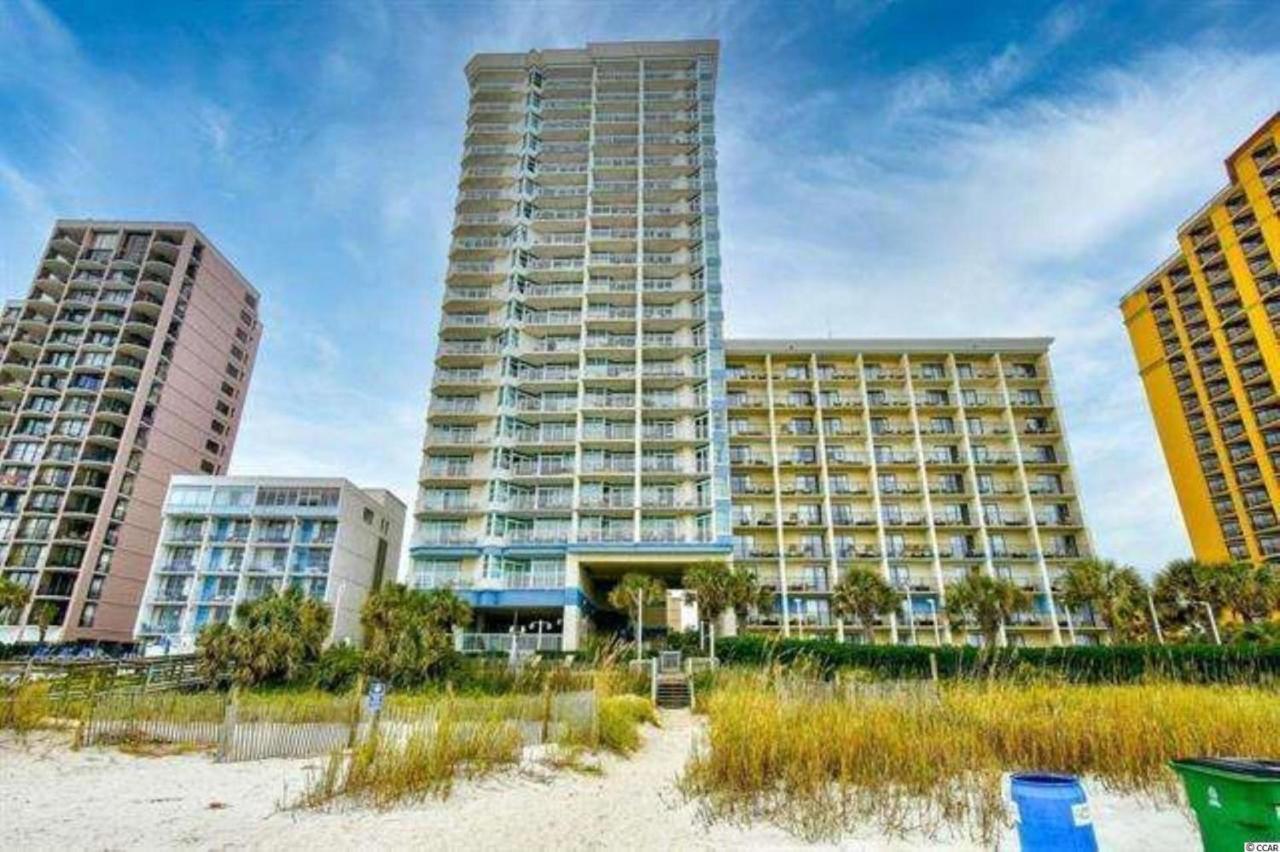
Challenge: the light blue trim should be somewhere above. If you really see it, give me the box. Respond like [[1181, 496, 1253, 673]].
[[460, 588, 588, 609]]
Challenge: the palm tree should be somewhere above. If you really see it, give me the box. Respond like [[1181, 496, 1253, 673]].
[[830, 567, 901, 644], [1153, 559, 1226, 640], [607, 573, 665, 660], [724, 564, 773, 628], [32, 601, 57, 645], [196, 587, 333, 687], [609, 570, 670, 654], [945, 572, 1031, 647], [681, 562, 767, 658], [0, 576, 31, 625], [1224, 562, 1279, 625], [360, 584, 472, 686], [683, 561, 730, 658], [1059, 558, 1148, 643]]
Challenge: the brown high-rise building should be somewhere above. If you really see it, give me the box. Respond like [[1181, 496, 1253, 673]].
[[0, 220, 261, 646]]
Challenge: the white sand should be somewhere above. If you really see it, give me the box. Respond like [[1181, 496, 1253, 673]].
[[2, 714, 1198, 851]]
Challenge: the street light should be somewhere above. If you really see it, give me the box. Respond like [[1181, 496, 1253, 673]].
[[529, 619, 554, 652], [635, 587, 645, 663], [899, 582, 917, 645], [1147, 591, 1165, 645], [1061, 600, 1077, 646], [923, 599, 941, 646], [506, 624, 525, 667], [1197, 600, 1222, 645], [1178, 595, 1221, 645]]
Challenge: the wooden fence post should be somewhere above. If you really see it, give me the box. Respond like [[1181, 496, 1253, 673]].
[[217, 688, 239, 763], [347, 673, 366, 750], [540, 681, 552, 744]]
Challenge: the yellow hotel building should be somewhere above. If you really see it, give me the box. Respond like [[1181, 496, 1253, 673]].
[[1121, 113, 1280, 563]]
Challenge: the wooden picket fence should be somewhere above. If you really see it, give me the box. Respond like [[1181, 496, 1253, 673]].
[[79, 688, 598, 763], [0, 654, 203, 706]]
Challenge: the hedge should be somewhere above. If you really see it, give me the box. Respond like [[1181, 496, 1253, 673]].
[[713, 636, 1280, 684]]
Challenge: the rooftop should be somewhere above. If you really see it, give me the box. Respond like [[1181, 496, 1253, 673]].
[[725, 337, 1053, 355], [53, 218, 261, 300], [466, 39, 718, 76]]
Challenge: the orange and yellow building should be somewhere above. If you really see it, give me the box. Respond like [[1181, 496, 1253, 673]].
[[1122, 113, 1280, 563]]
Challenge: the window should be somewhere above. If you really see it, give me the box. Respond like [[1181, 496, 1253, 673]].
[[414, 559, 465, 589], [363, 508, 375, 524], [211, 486, 254, 508], [91, 231, 119, 250], [6, 442, 40, 463]]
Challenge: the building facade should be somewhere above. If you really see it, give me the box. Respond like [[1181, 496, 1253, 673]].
[[1121, 113, 1280, 564], [726, 339, 1097, 646], [135, 476, 404, 653], [0, 221, 261, 645], [411, 40, 732, 651]]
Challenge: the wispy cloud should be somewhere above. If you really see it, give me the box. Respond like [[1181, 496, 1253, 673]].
[[717, 42, 1280, 571], [1, 0, 1278, 577]]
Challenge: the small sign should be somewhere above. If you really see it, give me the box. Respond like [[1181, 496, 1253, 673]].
[[1207, 785, 1221, 809], [1071, 802, 1092, 827], [366, 680, 385, 713]]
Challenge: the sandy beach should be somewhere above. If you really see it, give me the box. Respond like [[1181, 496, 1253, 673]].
[[1, 711, 1198, 850]]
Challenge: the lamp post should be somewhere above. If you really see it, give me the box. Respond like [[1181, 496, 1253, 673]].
[[507, 624, 525, 667], [924, 599, 941, 646], [1178, 594, 1220, 645], [1197, 600, 1221, 645], [1147, 591, 1165, 645], [529, 619, 554, 652], [900, 582, 917, 645], [635, 588, 644, 662], [1062, 600, 1077, 646]]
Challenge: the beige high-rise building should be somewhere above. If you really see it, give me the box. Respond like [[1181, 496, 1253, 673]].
[[725, 338, 1098, 646], [0, 220, 261, 646], [410, 40, 730, 652]]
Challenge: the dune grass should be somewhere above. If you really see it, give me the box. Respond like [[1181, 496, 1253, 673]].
[[0, 682, 53, 733], [680, 670, 1280, 843], [595, 694, 660, 754], [300, 709, 525, 810]]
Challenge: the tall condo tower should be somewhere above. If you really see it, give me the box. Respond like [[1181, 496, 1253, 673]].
[[0, 221, 261, 645], [1121, 113, 1280, 564], [412, 41, 730, 651]]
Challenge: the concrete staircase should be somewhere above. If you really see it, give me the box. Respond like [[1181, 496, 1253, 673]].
[[655, 674, 692, 709]]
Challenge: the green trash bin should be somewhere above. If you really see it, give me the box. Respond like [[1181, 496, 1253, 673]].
[[1171, 758, 1280, 852]]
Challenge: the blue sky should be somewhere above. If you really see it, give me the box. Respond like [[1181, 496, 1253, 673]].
[[2, 0, 1278, 576]]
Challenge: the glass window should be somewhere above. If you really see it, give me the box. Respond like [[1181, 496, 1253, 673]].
[[169, 486, 211, 508]]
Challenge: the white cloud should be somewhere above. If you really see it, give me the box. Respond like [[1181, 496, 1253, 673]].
[[2, 0, 1277, 581], [717, 44, 1280, 573]]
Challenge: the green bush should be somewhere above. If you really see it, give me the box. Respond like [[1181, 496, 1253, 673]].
[[661, 629, 703, 656], [311, 644, 364, 692], [714, 636, 1280, 683]]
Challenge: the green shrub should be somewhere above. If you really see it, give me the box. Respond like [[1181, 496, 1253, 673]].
[[311, 644, 363, 692], [714, 636, 1280, 683], [661, 628, 703, 656]]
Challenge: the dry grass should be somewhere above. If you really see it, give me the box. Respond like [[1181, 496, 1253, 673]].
[[0, 682, 53, 733], [298, 707, 524, 810], [680, 671, 1280, 844]]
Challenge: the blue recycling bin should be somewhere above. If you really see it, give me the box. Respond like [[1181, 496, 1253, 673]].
[[1010, 773, 1099, 851]]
